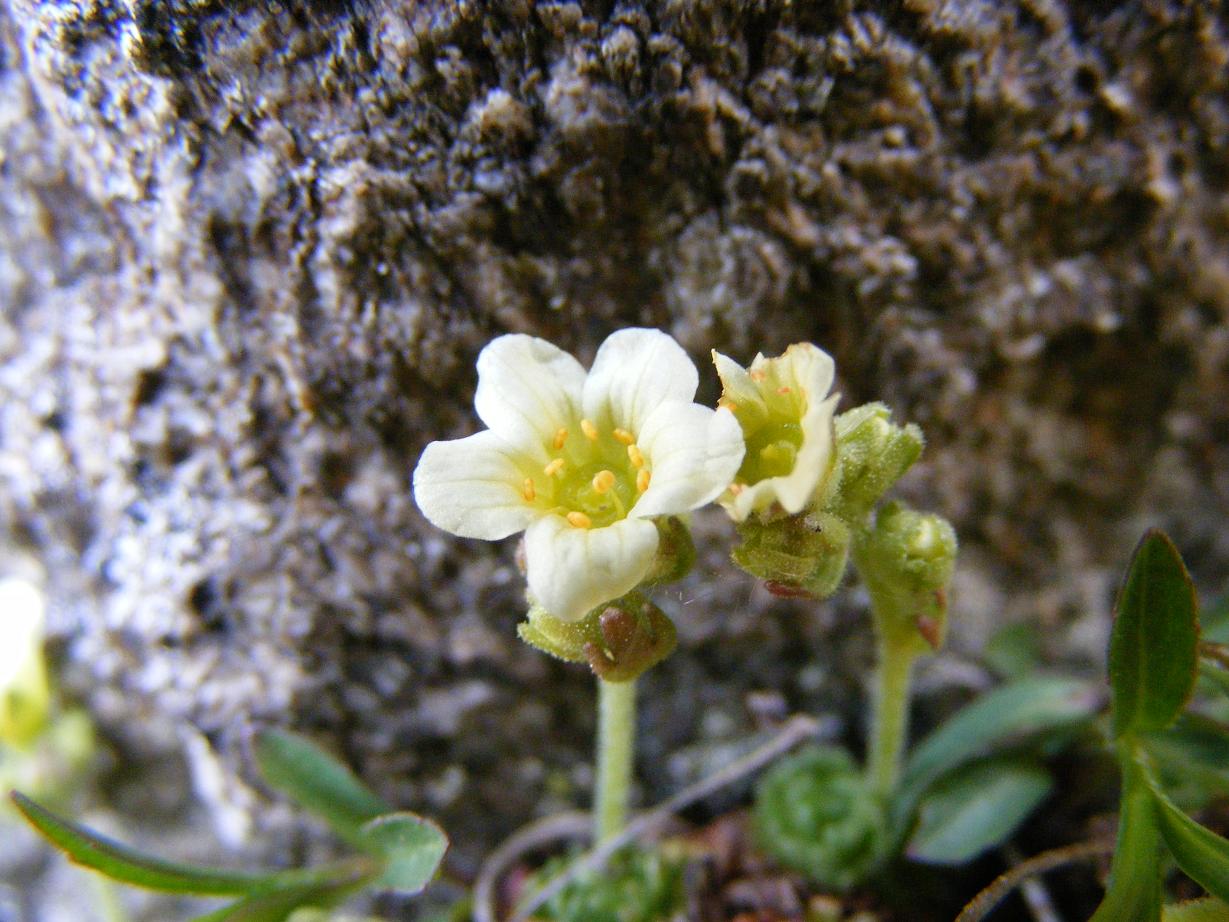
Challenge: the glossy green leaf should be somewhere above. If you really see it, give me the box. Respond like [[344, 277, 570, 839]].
[[1109, 530, 1199, 739], [907, 759, 1052, 865], [1154, 785, 1229, 905], [256, 730, 389, 849], [894, 677, 1097, 834], [1089, 758, 1163, 922], [10, 791, 276, 895], [360, 812, 448, 894]]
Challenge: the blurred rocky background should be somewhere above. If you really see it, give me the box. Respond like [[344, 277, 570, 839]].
[[1, 0, 1227, 916]]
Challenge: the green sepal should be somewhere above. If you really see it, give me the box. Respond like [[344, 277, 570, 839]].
[[828, 403, 924, 520], [1090, 756, 1163, 922], [359, 812, 449, 895], [906, 757, 1052, 865], [1153, 784, 1229, 905], [518, 595, 676, 682], [1109, 530, 1199, 740], [11, 791, 285, 895], [731, 510, 851, 598], [255, 730, 389, 851], [641, 516, 696, 587]]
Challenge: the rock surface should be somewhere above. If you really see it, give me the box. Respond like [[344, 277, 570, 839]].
[[1, 0, 1228, 898]]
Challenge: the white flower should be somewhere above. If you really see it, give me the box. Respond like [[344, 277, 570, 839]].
[[712, 343, 840, 522], [413, 329, 745, 622], [0, 577, 50, 747]]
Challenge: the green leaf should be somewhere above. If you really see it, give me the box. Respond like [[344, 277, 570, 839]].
[[1154, 785, 1229, 905], [1145, 715, 1229, 811], [1090, 758, 1163, 922], [255, 730, 389, 849], [360, 812, 448, 894], [10, 791, 277, 895], [1109, 530, 1199, 739], [894, 677, 1097, 834], [1164, 897, 1229, 922], [983, 623, 1044, 680], [907, 758, 1052, 865], [191, 871, 371, 922], [1200, 662, 1229, 701]]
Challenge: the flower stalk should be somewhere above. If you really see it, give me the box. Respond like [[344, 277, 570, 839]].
[[593, 677, 637, 842]]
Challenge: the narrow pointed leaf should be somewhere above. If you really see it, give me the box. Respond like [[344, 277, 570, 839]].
[[255, 730, 389, 849], [360, 812, 448, 894], [1089, 759, 1163, 922], [907, 759, 1052, 865], [1154, 786, 1229, 904], [1109, 530, 1199, 739], [10, 791, 276, 895]]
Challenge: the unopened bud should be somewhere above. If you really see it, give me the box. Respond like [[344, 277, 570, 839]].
[[828, 403, 924, 521]]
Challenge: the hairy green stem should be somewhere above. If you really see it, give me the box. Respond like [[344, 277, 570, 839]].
[[868, 633, 919, 798], [594, 677, 637, 842]]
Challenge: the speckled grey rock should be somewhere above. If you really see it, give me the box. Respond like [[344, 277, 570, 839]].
[[2, 0, 1228, 905]]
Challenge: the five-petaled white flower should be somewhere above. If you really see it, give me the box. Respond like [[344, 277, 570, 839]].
[[413, 329, 745, 622], [712, 343, 840, 522]]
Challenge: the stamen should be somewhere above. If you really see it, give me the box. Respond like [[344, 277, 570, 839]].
[[728, 482, 746, 495], [627, 444, 645, 468], [592, 470, 616, 494], [717, 398, 738, 411], [522, 478, 536, 501], [612, 428, 635, 445], [777, 386, 791, 395], [566, 511, 592, 528], [581, 418, 599, 441], [553, 427, 568, 449], [750, 370, 767, 382], [544, 458, 565, 477], [636, 469, 651, 493]]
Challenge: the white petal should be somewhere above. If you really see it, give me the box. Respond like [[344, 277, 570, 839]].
[[723, 393, 840, 522], [582, 328, 699, 432], [412, 430, 537, 540], [474, 335, 586, 459], [524, 515, 660, 622], [631, 403, 745, 517]]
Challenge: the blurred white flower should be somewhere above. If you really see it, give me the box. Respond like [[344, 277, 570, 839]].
[[414, 329, 744, 621], [0, 577, 50, 747]]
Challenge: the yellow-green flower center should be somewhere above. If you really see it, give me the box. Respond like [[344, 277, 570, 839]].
[[522, 419, 651, 528], [727, 373, 806, 487]]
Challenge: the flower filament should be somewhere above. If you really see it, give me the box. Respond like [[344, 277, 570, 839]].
[[529, 417, 652, 528]]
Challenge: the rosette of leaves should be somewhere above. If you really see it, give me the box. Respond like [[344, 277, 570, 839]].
[[754, 745, 888, 890], [524, 846, 686, 922], [11, 730, 447, 921]]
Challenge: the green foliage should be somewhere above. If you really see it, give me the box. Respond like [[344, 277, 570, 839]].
[[1165, 898, 1229, 922], [1109, 530, 1199, 739], [1090, 757, 1164, 922], [525, 846, 685, 922], [753, 745, 887, 890], [893, 676, 1097, 839], [255, 730, 389, 850], [1153, 785, 1229, 906], [907, 758, 1051, 865], [13, 730, 447, 921]]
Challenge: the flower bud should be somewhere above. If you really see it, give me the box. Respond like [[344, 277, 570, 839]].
[[829, 403, 924, 521], [517, 594, 677, 682], [855, 502, 957, 650], [731, 511, 851, 599]]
